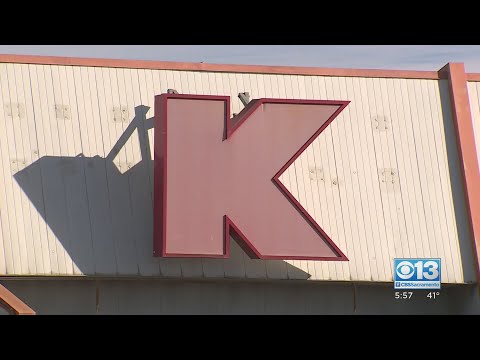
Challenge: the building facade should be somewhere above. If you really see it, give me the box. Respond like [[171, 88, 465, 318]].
[[0, 55, 479, 314]]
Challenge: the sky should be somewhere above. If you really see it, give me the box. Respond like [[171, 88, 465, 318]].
[[1, 45, 480, 72]]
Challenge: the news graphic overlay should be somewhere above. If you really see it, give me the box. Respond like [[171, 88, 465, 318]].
[[394, 259, 441, 290]]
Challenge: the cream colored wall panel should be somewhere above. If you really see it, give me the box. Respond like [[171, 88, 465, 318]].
[[376, 78, 408, 262], [426, 80, 462, 283], [62, 66, 93, 275], [418, 79, 454, 282], [10, 64, 38, 275], [314, 76, 349, 280], [149, 69, 182, 278], [8, 64, 38, 274], [0, 64, 29, 274], [309, 76, 335, 280], [93, 67, 122, 274], [49, 65, 75, 275], [81, 67, 117, 275], [342, 77, 378, 281], [366, 78, 397, 278], [468, 82, 480, 192], [404, 80, 439, 259], [103, 67, 138, 275], [129, 68, 159, 277], [118, 68, 144, 275], [412, 80, 450, 279], [0, 66, 15, 274], [29, 65, 62, 275], [465, 81, 480, 282], [17, 64, 48, 275], [355, 78, 389, 279], [388, 79, 419, 261], [0, 62, 473, 284], [72, 65, 103, 275], [334, 76, 370, 281]]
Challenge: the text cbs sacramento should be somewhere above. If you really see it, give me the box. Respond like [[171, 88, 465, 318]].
[[394, 259, 441, 290]]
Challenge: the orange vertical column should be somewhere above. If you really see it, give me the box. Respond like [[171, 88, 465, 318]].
[[439, 63, 480, 282]]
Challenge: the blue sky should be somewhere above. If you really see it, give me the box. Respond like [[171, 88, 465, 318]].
[[1, 45, 480, 72]]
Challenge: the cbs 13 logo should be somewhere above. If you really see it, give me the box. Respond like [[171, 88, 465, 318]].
[[394, 259, 441, 281]]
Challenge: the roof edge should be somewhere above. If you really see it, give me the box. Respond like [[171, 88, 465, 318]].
[[0, 53, 445, 80]]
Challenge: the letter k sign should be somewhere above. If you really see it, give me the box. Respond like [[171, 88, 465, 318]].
[[154, 94, 349, 261]]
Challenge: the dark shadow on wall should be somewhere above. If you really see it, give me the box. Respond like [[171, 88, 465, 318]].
[[13, 105, 310, 279], [438, 83, 477, 283]]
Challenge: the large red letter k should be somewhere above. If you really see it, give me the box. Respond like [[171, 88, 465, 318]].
[[154, 94, 349, 261]]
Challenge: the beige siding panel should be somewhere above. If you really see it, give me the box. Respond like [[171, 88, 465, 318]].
[[18, 64, 49, 274], [62, 66, 94, 275], [0, 63, 473, 283], [45, 64, 71, 274], [468, 83, 480, 161], [468, 82, 480, 191], [118, 68, 146, 275], [413, 80, 451, 281], [105, 68, 138, 275], [465, 82, 480, 281], [149, 69, 182, 278], [366, 78, 397, 277], [419, 79, 455, 282], [315, 76, 349, 280], [83, 67, 118, 275], [94, 67, 122, 274], [135, 68, 159, 276], [377, 78, 409, 261], [0, 65, 16, 274], [1, 64, 29, 274], [128, 68, 156, 275], [309, 76, 336, 280], [405, 80, 438, 261], [332, 77, 369, 280], [72, 66, 102, 275], [426, 80, 462, 283], [355, 78, 389, 279], [53, 65, 79, 275], [389, 79, 422, 260], [29, 65, 62, 275], [49, 66, 75, 274], [321, 77, 356, 280], [11, 64, 40, 274], [342, 77, 378, 281], [398, 79, 431, 257]]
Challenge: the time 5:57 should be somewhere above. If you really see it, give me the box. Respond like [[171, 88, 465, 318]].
[[395, 291, 413, 299]]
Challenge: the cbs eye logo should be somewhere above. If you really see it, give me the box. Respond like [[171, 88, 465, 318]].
[[396, 261, 416, 280], [394, 259, 440, 281]]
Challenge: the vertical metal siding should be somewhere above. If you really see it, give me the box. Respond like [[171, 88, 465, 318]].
[[467, 81, 480, 276], [0, 62, 474, 283], [468, 82, 480, 187]]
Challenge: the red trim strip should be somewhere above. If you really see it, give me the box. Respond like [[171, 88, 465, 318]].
[[439, 63, 480, 282], [0, 53, 443, 80], [466, 74, 480, 82], [0, 284, 35, 315]]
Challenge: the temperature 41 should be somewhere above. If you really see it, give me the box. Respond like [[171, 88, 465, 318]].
[[427, 291, 440, 299]]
